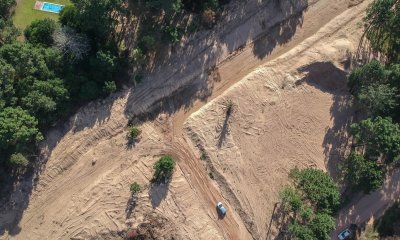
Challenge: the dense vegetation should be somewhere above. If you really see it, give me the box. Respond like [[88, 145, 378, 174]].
[[280, 168, 340, 240], [1, 0, 230, 195], [375, 200, 400, 238], [343, 0, 400, 194]]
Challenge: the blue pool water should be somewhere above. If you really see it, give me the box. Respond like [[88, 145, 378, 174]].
[[41, 2, 64, 13]]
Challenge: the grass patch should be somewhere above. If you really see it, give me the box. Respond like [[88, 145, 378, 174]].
[[13, 0, 72, 30]]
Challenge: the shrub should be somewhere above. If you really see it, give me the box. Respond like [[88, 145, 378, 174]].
[[132, 48, 145, 65], [130, 182, 141, 194], [9, 153, 29, 168], [24, 18, 56, 47], [103, 81, 117, 94], [127, 126, 141, 140], [163, 25, 181, 43], [153, 155, 176, 183], [140, 35, 157, 52]]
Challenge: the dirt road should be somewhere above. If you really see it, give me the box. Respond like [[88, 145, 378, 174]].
[[333, 168, 400, 239]]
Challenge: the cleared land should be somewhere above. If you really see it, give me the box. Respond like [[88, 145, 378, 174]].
[[13, 0, 71, 29], [0, 0, 382, 239]]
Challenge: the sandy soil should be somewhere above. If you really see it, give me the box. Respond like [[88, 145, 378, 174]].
[[0, 0, 377, 239], [185, 1, 371, 239]]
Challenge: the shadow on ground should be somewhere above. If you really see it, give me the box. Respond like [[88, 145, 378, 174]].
[[149, 182, 170, 209], [297, 61, 355, 181], [0, 0, 310, 236]]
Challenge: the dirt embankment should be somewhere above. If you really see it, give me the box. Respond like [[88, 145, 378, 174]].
[[0, 0, 373, 239], [185, 1, 371, 239]]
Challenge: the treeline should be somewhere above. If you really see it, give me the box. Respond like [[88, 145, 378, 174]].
[[341, 0, 400, 194], [0, 0, 124, 190], [280, 168, 340, 240], [0, 0, 231, 192]]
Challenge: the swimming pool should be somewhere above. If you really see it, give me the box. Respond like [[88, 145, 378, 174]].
[[41, 2, 64, 13]]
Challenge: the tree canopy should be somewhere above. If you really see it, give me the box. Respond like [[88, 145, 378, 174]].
[[280, 168, 339, 240], [364, 0, 400, 63]]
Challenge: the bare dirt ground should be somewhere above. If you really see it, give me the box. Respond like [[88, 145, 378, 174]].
[[0, 0, 379, 239], [333, 167, 400, 238]]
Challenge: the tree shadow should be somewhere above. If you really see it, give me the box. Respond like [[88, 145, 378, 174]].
[[252, 0, 306, 59], [148, 182, 170, 209], [123, 0, 309, 122], [0, 93, 119, 236], [125, 194, 138, 219], [296, 61, 355, 181], [216, 111, 232, 148]]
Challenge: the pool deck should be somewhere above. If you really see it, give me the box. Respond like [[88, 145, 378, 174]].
[[33, 1, 44, 10]]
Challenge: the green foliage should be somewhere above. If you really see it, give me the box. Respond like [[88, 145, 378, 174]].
[[343, 153, 384, 193], [348, 60, 399, 117], [364, 0, 400, 63], [163, 25, 181, 44], [309, 213, 336, 240], [153, 155, 176, 183], [280, 168, 339, 240], [290, 168, 340, 214], [68, 0, 123, 45], [171, 0, 183, 12], [0, 0, 15, 17], [79, 81, 100, 101], [351, 117, 400, 162], [280, 187, 303, 213], [376, 200, 400, 238], [24, 18, 57, 47], [90, 50, 119, 82], [288, 221, 317, 240], [9, 153, 29, 168], [0, 19, 19, 45], [59, 5, 80, 29], [103, 81, 117, 94], [139, 35, 157, 52], [130, 182, 141, 194], [0, 107, 41, 149], [127, 126, 141, 140], [132, 48, 146, 64]]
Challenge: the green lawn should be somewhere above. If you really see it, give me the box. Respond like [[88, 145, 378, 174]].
[[13, 0, 72, 30]]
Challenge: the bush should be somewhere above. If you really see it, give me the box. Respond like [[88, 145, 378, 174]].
[[163, 25, 181, 43], [24, 18, 56, 47], [153, 155, 176, 183], [132, 48, 146, 65], [130, 182, 141, 194], [140, 35, 157, 52], [127, 126, 141, 140], [9, 153, 28, 168], [103, 81, 117, 94], [376, 200, 400, 238]]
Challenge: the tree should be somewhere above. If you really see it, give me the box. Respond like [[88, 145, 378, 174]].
[[153, 155, 176, 183], [53, 26, 90, 62], [130, 182, 141, 194], [0, 59, 16, 109], [280, 187, 303, 213], [0, 18, 19, 45], [364, 0, 400, 63], [9, 153, 29, 168], [0, 107, 41, 149], [0, 0, 15, 17], [351, 117, 400, 162], [290, 168, 340, 214], [24, 18, 57, 47], [68, 0, 123, 45], [347, 60, 400, 117], [127, 126, 141, 140], [309, 213, 336, 240], [343, 152, 384, 193], [288, 221, 317, 240]]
